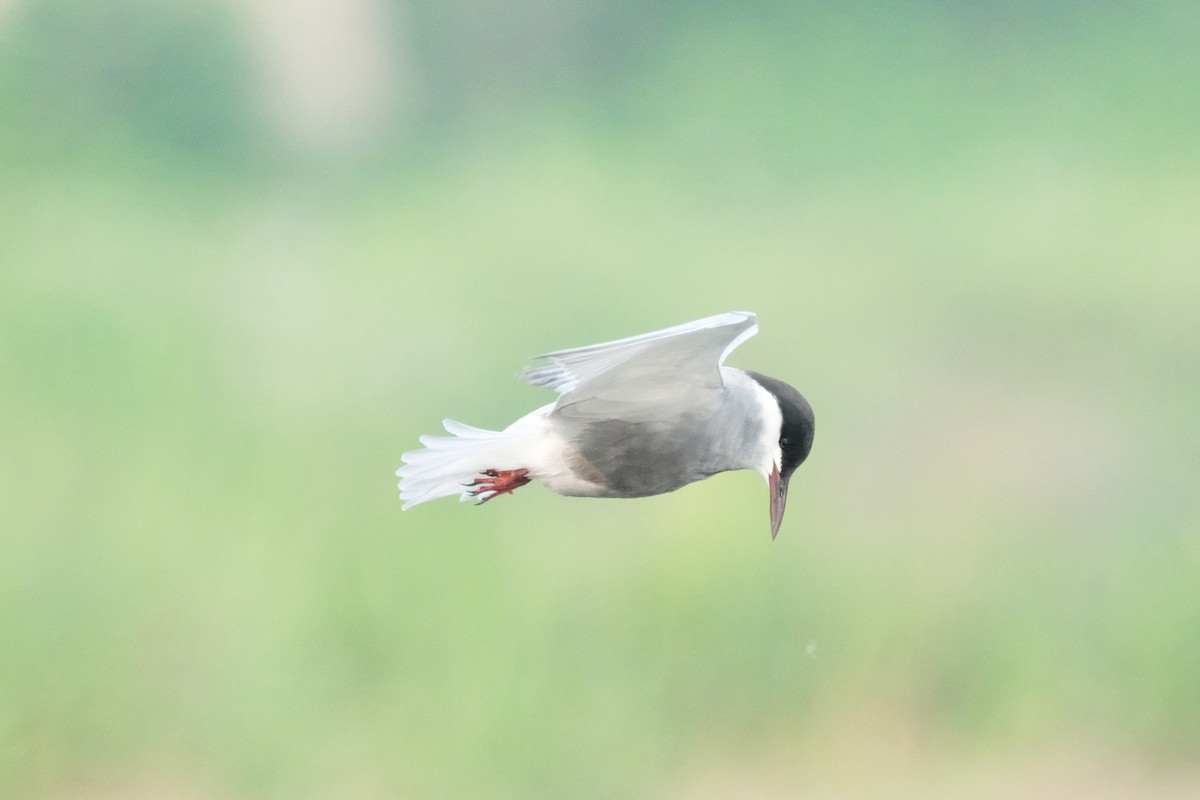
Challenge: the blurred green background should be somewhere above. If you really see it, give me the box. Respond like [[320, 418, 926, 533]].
[[2, 1, 1199, 797]]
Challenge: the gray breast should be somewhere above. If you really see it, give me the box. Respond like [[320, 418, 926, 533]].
[[554, 387, 763, 498]]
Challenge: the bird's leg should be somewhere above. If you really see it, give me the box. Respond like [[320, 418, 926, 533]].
[[466, 468, 531, 503]]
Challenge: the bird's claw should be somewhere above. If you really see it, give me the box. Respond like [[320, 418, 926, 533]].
[[466, 468, 531, 503]]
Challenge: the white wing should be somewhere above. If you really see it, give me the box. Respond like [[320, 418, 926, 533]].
[[522, 311, 758, 406]]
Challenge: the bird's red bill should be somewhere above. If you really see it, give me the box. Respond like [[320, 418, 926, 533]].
[[769, 462, 789, 540]]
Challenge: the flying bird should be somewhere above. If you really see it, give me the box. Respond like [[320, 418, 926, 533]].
[[396, 311, 814, 538]]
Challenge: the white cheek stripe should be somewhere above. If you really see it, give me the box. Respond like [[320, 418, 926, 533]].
[[755, 388, 783, 477]]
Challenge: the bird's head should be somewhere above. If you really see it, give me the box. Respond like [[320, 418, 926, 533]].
[[746, 371, 814, 539]]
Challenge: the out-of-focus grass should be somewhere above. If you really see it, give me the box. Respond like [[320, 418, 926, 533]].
[[2, 2, 1199, 798]]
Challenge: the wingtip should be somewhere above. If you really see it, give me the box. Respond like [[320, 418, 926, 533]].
[[719, 317, 760, 365]]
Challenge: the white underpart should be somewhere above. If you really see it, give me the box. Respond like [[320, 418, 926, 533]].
[[396, 403, 598, 509], [724, 367, 783, 479]]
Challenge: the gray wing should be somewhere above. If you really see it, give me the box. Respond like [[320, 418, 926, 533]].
[[523, 311, 758, 417]]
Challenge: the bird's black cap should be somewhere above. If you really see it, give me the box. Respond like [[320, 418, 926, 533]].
[[745, 371, 814, 478]]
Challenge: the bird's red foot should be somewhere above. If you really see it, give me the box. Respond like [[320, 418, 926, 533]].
[[466, 468, 531, 503]]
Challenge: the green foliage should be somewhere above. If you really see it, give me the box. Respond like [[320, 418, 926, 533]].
[[0, 0, 258, 162]]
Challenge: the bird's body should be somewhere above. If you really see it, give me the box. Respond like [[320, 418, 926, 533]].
[[397, 312, 813, 537]]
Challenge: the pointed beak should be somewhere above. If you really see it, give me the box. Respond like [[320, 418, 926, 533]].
[[769, 462, 790, 540]]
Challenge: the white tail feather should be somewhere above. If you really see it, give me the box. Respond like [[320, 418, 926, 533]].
[[397, 419, 520, 509]]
